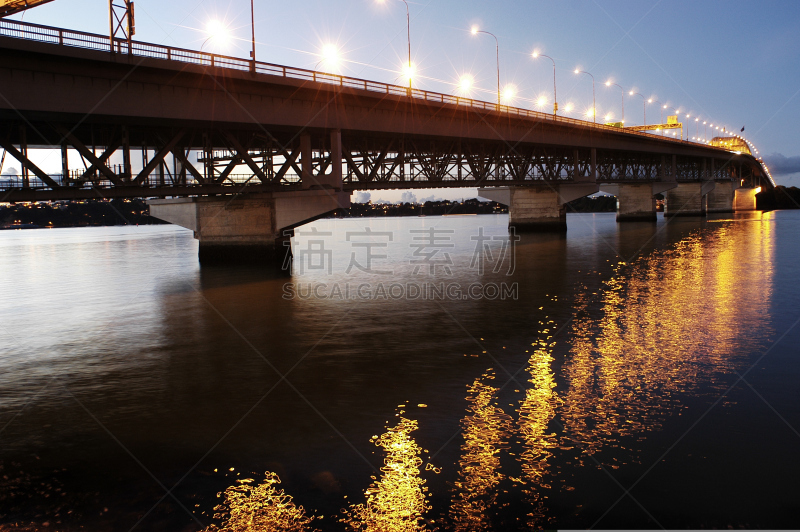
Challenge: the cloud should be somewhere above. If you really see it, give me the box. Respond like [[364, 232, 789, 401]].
[[400, 191, 418, 204], [352, 191, 371, 203], [1, 167, 19, 176], [419, 195, 441, 203], [762, 153, 800, 176]]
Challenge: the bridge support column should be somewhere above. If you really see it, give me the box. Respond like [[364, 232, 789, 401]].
[[665, 182, 709, 217], [478, 183, 598, 232], [600, 182, 677, 222], [148, 189, 350, 265], [707, 181, 735, 213], [734, 186, 759, 211]]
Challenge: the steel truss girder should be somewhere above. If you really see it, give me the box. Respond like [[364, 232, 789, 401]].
[[0, 120, 765, 200], [340, 140, 592, 185]]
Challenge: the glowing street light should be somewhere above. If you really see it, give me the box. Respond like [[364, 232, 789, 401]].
[[574, 69, 595, 123], [564, 102, 574, 113], [317, 43, 341, 71], [203, 19, 231, 50], [630, 91, 646, 126], [401, 62, 416, 85], [378, 0, 412, 89], [502, 84, 517, 104], [471, 26, 500, 106], [458, 75, 473, 95], [532, 50, 557, 114], [605, 81, 624, 124]]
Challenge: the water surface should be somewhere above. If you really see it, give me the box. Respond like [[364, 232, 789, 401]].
[[1, 211, 798, 530]]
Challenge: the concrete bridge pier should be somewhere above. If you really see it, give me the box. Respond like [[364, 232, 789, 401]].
[[734, 186, 759, 211], [599, 182, 677, 222], [149, 129, 349, 265], [707, 181, 736, 213], [478, 183, 599, 232], [149, 189, 350, 264], [665, 181, 716, 217]]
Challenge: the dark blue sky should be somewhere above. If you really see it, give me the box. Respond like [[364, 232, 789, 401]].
[[11, 0, 800, 185]]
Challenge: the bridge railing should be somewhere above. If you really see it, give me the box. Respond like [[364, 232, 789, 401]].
[[0, 18, 726, 149]]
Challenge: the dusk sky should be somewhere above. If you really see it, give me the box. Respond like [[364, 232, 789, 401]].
[[8, 0, 800, 200]]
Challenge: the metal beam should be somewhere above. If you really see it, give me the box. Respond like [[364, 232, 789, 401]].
[[0, 137, 61, 189]]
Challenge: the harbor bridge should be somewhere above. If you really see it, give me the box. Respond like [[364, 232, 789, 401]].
[[0, 18, 773, 261]]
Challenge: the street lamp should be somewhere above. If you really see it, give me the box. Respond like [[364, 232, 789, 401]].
[[629, 91, 646, 126], [379, 0, 412, 89], [202, 19, 231, 50], [532, 51, 557, 114], [574, 69, 595, 123], [249, 0, 256, 71], [471, 26, 500, 106], [316, 43, 340, 71], [605, 81, 624, 124]]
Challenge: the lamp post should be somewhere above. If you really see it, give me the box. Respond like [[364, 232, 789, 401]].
[[629, 91, 646, 126], [249, 0, 256, 72], [380, 0, 412, 89], [532, 51, 557, 115], [574, 69, 595, 123], [471, 27, 500, 106], [605, 81, 624, 124]]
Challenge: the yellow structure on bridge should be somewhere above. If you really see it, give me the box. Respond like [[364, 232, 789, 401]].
[[0, 0, 56, 18], [709, 136, 752, 155]]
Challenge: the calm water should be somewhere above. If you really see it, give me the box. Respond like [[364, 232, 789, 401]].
[[1, 211, 799, 530]]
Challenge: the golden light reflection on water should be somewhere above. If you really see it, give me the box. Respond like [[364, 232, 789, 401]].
[[204, 471, 318, 532], [561, 221, 774, 461], [343, 416, 431, 532], [516, 322, 562, 528], [201, 218, 775, 531], [449, 370, 513, 531]]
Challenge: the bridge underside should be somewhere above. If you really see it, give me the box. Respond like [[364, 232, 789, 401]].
[[0, 118, 763, 202]]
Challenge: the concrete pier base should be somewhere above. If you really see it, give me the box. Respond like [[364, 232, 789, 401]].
[[478, 184, 598, 232], [665, 182, 710, 217], [149, 189, 350, 265], [599, 182, 677, 222], [734, 187, 759, 211], [707, 181, 735, 213]]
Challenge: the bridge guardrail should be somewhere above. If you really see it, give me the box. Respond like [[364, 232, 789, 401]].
[[0, 18, 726, 148]]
